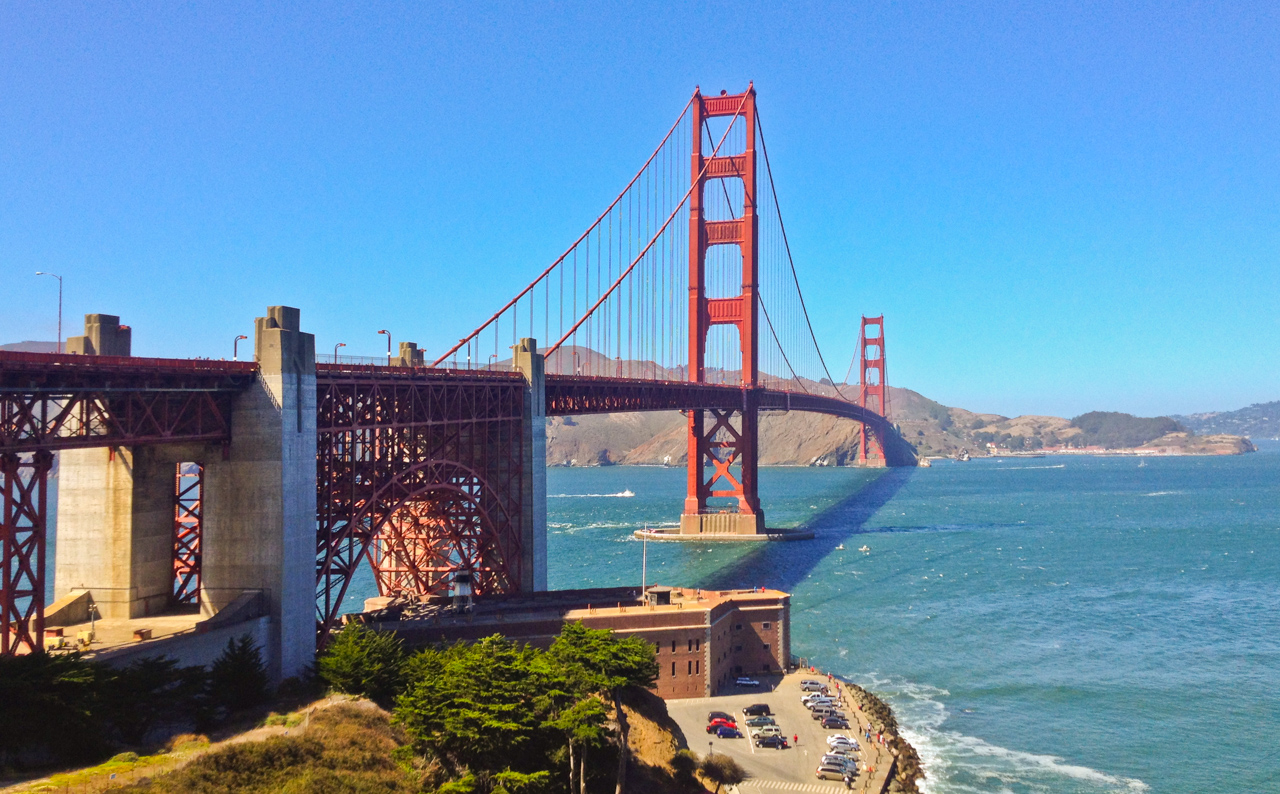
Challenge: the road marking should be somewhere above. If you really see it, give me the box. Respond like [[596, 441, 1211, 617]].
[[740, 781, 840, 793], [741, 711, 757, 754]]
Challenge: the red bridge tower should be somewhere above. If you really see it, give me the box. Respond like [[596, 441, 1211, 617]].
[[857, 315, 889, 467], [681, 85, 764, 536]]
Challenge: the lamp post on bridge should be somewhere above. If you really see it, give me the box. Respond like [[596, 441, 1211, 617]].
[[378, 329, 391, 365], [34, 271, 62, 353], [334, 342, 346, 363], [233, 334, 248, 361]]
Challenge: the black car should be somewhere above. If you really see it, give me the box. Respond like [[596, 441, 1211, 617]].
[[707, 711, 734, 723], [822, 716, 851, 729], [743, 703, 772, 716], [755, 735, 789, 749]]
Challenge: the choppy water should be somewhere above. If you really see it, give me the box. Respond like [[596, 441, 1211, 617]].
[[537, 443, 1280, 793]]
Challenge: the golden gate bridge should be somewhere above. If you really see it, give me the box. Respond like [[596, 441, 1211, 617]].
[[1, 85, 911, 670]]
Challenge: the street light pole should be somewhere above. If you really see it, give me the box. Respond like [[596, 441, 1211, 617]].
[[378, 329, 391, 365], [334, 342, 346, 363], [233, 334, 248, 361], [34, 272, 62, 353]]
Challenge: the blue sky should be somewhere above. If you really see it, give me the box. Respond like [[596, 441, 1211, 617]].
[[2, 2, 1277, 418]]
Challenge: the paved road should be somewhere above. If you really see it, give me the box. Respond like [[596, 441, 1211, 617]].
[[665, 671, 886, 792]]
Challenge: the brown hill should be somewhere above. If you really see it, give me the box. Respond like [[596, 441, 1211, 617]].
[[546, 386, 1255, 465]]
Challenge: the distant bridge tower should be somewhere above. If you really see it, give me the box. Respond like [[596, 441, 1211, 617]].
[[857, 315, 889, 467], [681, 85, 765, 536]]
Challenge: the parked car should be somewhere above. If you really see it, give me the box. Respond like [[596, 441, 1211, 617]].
[[706, 718, 737, 733], [815, 764, 849, 781], [812, 706, 838, 720], [755, 735, 789, 749], [745, 716, 776, 727], [735, 677, 761, 687], [716, 726, 743, 739], [800, 679, 826, 691], [804, 696, 838, 709], [750, 725, 783, 739], [801, 692, 830, 705], [826, 746, 857, 760], [743, 703, 772, 716], [707, 711, 734, 723], [821, 754, 857, 770], [822, 716, 851, 729], [827, 734, 856, 747]]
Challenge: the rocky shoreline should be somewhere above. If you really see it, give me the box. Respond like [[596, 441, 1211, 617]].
[[840, 681, 925, 794]]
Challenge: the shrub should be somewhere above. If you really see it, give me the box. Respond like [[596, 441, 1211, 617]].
[[700, 753, 746, 793], [209, 635, 270, 713], [317, 623, 407, 705]]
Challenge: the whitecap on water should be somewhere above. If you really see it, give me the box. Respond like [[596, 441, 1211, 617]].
[[842, 673, 1148, 794]]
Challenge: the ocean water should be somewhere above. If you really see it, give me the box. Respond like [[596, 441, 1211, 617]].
[[537, 443, 1280, 793]]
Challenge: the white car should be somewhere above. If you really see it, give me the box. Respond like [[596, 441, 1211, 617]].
[[827, 734, 856, 746]]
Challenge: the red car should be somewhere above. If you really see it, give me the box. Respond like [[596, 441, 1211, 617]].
[[706, 717, 738, 733]]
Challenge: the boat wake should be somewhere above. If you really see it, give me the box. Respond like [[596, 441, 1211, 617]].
[[843, 673, 1148, 794], [548, 490, 636, 498], [992, 464, 1067, 470]]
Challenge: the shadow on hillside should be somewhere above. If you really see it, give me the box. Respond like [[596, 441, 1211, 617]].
[[698, 467, 914, 594]]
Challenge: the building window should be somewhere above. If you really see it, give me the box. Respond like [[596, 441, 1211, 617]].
[[735, 645, 743, 652], [688, 639, 693, 652], [688, 660, 693, 675], [735, 623, 742, 630], [696, 660, 701, 674], [671, 662, 676, 676], [763, 643, 770, 652], [671, 640, 677, 653], [763, 622, 771, 630], [764, 662, 771, 671], [696, 639, 701, 651]]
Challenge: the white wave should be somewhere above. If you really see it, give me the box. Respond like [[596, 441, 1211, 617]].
[[843, 673, 1147, 794], [1144, 491, 1182, 497], [548, 490, 636, 498]]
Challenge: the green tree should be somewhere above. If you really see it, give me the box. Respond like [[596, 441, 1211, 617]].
[[698, 753, 746, 794], [0, 652, 110, 765], [548, 622, 658, 794], [317, 622, 407, 705], [209, 635, 270, 713], [394, 637, 558, 778], [547, 695, 608, 794]]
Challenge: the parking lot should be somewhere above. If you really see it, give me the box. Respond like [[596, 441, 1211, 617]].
[[665, 671, 890, 793]]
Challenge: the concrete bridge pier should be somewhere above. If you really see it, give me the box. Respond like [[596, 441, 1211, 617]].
[[513, 337, 547, 591], [52, 307, 316, 681], [200, 306, 316, 681]]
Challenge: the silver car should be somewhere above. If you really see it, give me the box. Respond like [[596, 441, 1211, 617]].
[[815, 764, 850, 781]]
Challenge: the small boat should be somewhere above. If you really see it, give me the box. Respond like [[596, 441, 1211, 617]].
[[1137, 461, 1147, 468], [957, 449, 971, 462], [835, 544, 845, 550], [619, 489, 635, 497], [858, 545, 870, 553]]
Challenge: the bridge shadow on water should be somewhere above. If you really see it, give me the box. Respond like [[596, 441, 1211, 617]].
[[697, 467, 915, 594]]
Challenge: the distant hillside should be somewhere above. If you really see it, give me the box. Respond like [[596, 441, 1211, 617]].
[[1175, 401, 1280, 440], [0, 340, 58, 353], [547, 387, 1255, 466]]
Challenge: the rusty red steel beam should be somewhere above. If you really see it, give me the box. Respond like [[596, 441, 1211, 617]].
[[1, 351, 257, 454]]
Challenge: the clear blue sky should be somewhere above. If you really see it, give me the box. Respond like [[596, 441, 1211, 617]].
[[2, 2, 1277, 418]]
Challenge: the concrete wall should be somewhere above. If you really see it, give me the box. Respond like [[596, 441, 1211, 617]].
[[201, 306, 316, 682], [55, 442, 211, 618], [65, 314, 131, 356], [92, 616, 273, 672]]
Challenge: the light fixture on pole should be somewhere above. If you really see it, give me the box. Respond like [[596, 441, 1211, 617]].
[[378, 329, 391, 364], [233, 334, 248, 361], [34, 271, 63, 353], [334, 342, 346, 363]]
